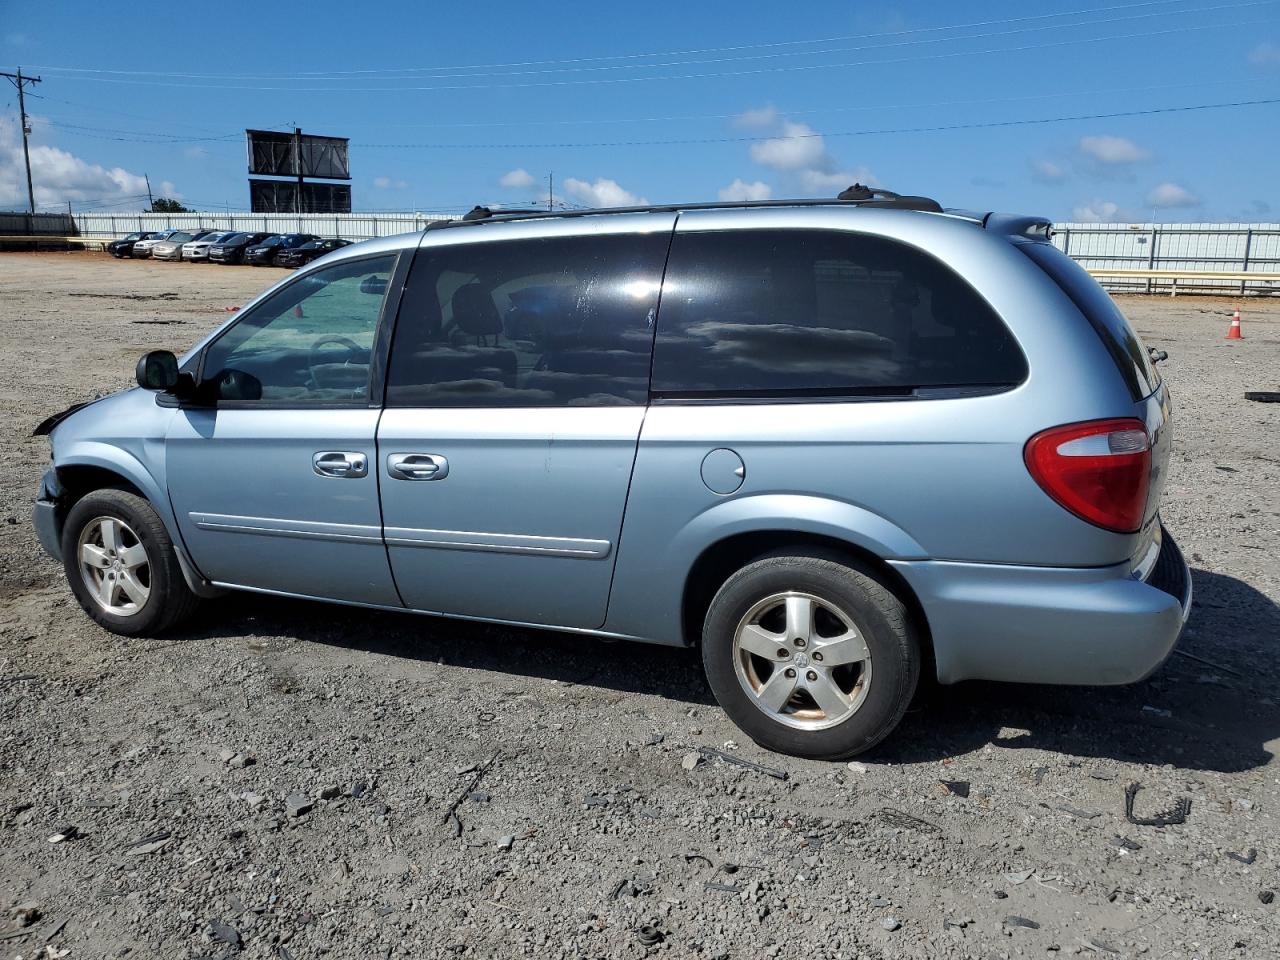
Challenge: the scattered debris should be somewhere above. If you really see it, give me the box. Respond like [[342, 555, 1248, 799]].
[[46, 826, 78, 844], [1226, 848, 1258, 865], [228, 753, 255, 769], [993, 890, 1009, 900], [208, 918, 242, 949], [1004, 869, 1035, 885], [879, 917, 902, 932], [1005, 916, 1041, 930], [496, 835, 514, 851], [635, 924, 664, 946], [696, 746, 789, 781], [285, 794, 314, 819], [1089, 770, 1118, 781], [704, 882, 741, 895], [11, 901, 41, 927], [584, 794, 609, 808], [1050, 802, 1102, 820], [317, 785, 341, 801], [684, 853, 713, 868], [1124, 782, 1191, 827], [1110, 836, 1143, 852], [1171, 649, 1245, 678], [1245, 391, 1280, 403], [1261, 891, 1275, 905], [937, 780, 970, 798], [681, 752, 701, 772], [1141, 705, 1173, 719], [442, 754, 500, 837], [874, 808, 942, 834], [644, 733, 664, 746], [124, 831, 172, 857], [846, 761, 868, 774]]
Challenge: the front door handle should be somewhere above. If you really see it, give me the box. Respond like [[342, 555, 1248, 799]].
[[387, 453, 450, 481], [313, 451, 368, 478]]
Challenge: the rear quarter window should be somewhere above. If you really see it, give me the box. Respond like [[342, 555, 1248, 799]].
[[1019, 241, 1160, 400], [651, 229, 1027, 398]]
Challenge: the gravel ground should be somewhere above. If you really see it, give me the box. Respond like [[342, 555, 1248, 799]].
[[1, 251, 1278, 959]]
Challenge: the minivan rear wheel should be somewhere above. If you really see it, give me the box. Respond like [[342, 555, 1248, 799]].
[[702, 554, 919, 759], [61, 488, 200, 637]]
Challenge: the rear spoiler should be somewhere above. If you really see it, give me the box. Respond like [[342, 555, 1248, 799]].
[[983, 213, 1054, 240]]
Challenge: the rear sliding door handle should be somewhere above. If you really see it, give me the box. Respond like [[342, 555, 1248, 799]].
[[387, 453, 450, 481]]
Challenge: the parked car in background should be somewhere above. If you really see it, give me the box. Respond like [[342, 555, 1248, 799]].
[[30, 189, 1189, 759], [131, 229, 184, 258], [276, 237, 352, 268], [182, 231, 236, 262], [244, 233, 319, 266], [208, 232, 274, 265], [106, 232, 157, 259], [150, 231, 203, 261]]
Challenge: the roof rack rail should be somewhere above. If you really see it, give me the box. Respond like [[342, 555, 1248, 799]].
[[432, 186, 944, 230]]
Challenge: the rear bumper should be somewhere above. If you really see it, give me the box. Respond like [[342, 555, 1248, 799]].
[[892, 528, 1191, 686]]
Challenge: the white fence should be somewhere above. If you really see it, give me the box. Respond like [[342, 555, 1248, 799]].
[[58, 212, 1280, 296], [1052, 222, 1280, 295]]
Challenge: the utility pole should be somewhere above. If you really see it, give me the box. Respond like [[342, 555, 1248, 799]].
[[144, 173, 154, 211], [548, 171, 553, 212], [2, 67, 42, 217]]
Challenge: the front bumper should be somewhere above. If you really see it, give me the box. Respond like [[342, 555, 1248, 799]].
[[32, 467, 64, 562], [892, 527, 1192, 686]]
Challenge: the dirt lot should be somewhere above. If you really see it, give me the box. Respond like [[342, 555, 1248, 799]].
[[1, 251, 1278, 959]]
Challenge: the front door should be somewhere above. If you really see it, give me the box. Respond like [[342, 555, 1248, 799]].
[[167, 252, 403, 606], [377, 219, 674, 628]]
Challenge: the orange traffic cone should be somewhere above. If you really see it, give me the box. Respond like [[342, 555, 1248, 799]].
[[1226, 309, 1243, 340]]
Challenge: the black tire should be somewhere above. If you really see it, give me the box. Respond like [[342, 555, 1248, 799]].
[[701, 554, 920, 760], [61, 488, 200, 637]]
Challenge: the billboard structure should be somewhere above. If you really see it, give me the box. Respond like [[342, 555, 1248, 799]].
[[246, 128, 351, 213]]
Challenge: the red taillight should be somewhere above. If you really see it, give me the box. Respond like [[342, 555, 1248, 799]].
[[1024, 418, 1151, 533]]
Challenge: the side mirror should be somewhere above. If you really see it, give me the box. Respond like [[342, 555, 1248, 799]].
[[136, 350, 179, 391]]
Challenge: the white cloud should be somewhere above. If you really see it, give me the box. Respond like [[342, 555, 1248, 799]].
[[183, 146, 209, 161], [499, 168, 536, 189], [749, 121, 827, 171], [1078, 135, 1148, 165], [1071, 199, 1124, 223], [742, 111, 878, 198], [718, 178, 772, 202], [373, 176, 408, 190], [1031, 158, 1066, 184], [563, 176, 646, 207], [1249, 41, 1280, 66], [0, 114, 172, 209], [735, 105, 779, 129], [1147, 182, 1200, 208]]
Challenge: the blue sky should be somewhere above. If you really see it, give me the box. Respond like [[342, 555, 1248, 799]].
[[2, 0, 1278, 221]]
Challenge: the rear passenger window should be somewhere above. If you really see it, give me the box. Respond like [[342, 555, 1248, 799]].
[[386, 233, 668, 407], [652, 229, 1026, 397]]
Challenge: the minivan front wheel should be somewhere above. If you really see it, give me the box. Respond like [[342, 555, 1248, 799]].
[[61, 489, 199, 636], [702, 554, 919, 759]]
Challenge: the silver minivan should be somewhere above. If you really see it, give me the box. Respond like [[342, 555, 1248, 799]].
[[32, 190, 1191, 758]]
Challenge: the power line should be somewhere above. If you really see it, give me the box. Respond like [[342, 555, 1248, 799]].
[[35, 94, 1280, 150], [22, 0, 1230, 79], [347, 97, 1280, 149], [21, 15, 1274, 92]]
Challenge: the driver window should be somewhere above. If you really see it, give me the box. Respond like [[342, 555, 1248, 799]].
[[201, 254, 396, 403]]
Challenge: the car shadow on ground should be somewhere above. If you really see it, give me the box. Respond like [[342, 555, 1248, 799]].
[[189, 567, 1277, 774]]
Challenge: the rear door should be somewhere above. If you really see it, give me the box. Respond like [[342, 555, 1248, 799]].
[[377, 216, 674, 628], [166, 251, 405, 605]]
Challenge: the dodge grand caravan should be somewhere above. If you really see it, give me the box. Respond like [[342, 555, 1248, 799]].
[[32, 189, 1191, 758]]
